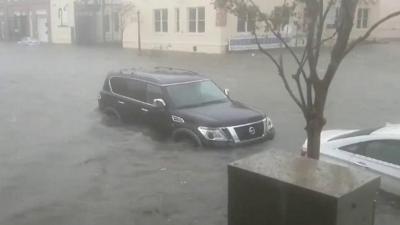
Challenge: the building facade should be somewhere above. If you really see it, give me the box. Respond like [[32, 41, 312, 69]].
[[50, 0, 124, 44], [322, 0, 398, 42], [0, 0, 51, 42], [123, 0, 224, 53], [122, 0, 400, 54], [1, 0, 398, 49], [374, 0, 400, 40]]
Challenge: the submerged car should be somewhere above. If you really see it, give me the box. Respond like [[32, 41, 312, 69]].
[[98, 67, 275, 147], [302, 124, 400, 196]]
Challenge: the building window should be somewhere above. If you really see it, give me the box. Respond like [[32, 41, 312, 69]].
[[154, 9, 168, 32], [104, 15, 110, 32], [357, 8, 369, 29], [113, 12, 119, 32], [188, 7, 205, 33], [175, 8, 180, 32], [237, 13, 255, 33]]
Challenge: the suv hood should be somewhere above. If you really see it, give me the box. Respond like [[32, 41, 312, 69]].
[[173, 101, 265, 127]]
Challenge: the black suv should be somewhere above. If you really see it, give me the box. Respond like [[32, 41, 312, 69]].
[[98, 67, 275, 147]]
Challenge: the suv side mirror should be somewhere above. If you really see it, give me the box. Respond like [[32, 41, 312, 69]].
[[224, 89, 230, 96], [153, 98, 166, 108]]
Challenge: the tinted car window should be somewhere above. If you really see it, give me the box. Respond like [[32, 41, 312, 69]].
[[166, 80, 228, 108], [364, 140, 400, 166], [103, 78, 111, 91], [146, 84, 163, 103], [339, 143, 365, 154], [110, 77, 127, 96], [125, 79, 146, 101]]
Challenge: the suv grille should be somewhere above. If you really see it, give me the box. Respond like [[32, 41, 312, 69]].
[[234, 122, 264, 141]]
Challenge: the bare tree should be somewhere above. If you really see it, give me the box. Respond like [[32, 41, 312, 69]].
[[119, 2, 135, 46], [215, 0, 400, 159]]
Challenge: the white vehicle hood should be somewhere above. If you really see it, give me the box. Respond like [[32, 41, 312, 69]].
[[302, 129, 357, 148], [320, 129, 358, 143]]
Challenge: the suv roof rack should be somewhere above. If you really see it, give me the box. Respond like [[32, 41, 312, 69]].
[[119, 67, 201, 77], [119, 67, 137, 75], [153, 66, 199, 75]]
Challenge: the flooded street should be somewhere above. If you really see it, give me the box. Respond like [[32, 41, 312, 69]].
[[0, 42, 399, 225]]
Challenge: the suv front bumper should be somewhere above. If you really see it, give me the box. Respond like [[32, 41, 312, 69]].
[[201, 126, 275, 148]]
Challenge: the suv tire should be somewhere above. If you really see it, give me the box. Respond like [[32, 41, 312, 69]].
[[172, 128, 202, 148], [102, 107, 122, 126]]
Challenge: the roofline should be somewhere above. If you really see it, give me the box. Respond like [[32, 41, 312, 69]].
[[107, 74, 209, 87], [161, 79, 210, 87]]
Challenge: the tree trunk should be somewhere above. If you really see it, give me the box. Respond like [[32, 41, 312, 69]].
[[306, 116, 324, 160]]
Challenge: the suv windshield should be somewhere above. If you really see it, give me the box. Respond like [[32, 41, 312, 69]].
[[166, 80, 228, 109]]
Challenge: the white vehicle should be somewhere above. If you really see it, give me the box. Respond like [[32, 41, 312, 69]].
[[302, 123, 400, 196]]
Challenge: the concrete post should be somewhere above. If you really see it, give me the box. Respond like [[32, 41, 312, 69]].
[[228, 150, 380, 225]]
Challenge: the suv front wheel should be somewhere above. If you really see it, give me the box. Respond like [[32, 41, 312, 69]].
[[102, 107, 123, 126], [172, 128, 202, 148]]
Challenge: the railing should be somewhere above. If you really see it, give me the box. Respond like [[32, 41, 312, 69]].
[[228, 34, 306, 51]]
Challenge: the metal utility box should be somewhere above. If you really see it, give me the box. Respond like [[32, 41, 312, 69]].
[[228, 150, 380, 225]]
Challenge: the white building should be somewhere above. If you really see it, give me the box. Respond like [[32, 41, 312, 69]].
[[323, 0, 400, 42], [375, 0, 400, 40], [122, 0, 400, 54], [0, 0, 51, 42], [122, 0, 287, 53], [50, 0, 75, 44], [50, 0, 125, 44]]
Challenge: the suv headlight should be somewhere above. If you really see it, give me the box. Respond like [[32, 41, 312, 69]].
[[263, 117, 273, 132], [198, 127, 228, 141]]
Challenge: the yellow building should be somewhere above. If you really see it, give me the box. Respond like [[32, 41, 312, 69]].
[[121, 0, 400, 54], [375, 0, 400, 40], [46, 0, 399, 52]]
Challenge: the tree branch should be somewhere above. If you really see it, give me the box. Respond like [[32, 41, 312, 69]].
[[293, 71, 307, 109], [278, 55, 305, 111], [322, 0, 358, 86], [248, 0, 309, 80], [292, 37, 311, 111], [322, 0, 335, 23], [298, 42, 310, 82], [305, 1, 319, 82], [315, 0, 335, 64], [253, 33, 305, 111], [321, 30, 337, 44], [253, 32, 281, 69], [344, 10, 400, 56]]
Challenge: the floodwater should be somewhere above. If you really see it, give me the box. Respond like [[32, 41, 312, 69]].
[[0, 42, 399, 225]]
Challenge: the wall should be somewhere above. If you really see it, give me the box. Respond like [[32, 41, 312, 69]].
[[123, 0, 226, 54], [103, 2, 122, 43], [0, 0, 51, 42], [122, 0, 399, 54], [223, 0, 290, 40], [50, 0, 75, 44], [350, 0, 381, 40], [375, 0, 400, 40]]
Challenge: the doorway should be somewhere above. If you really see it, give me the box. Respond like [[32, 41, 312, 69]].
[[37, 16, 49, 42]]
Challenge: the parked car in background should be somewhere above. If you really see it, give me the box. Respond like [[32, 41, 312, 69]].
[[302, 124, 400, 196], [98, 67, 275, 147], [17, 37, 41, 46]]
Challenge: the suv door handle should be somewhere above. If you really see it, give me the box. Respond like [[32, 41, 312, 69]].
[[141, 108, 149, 112], [118, 100, 125, 105]]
